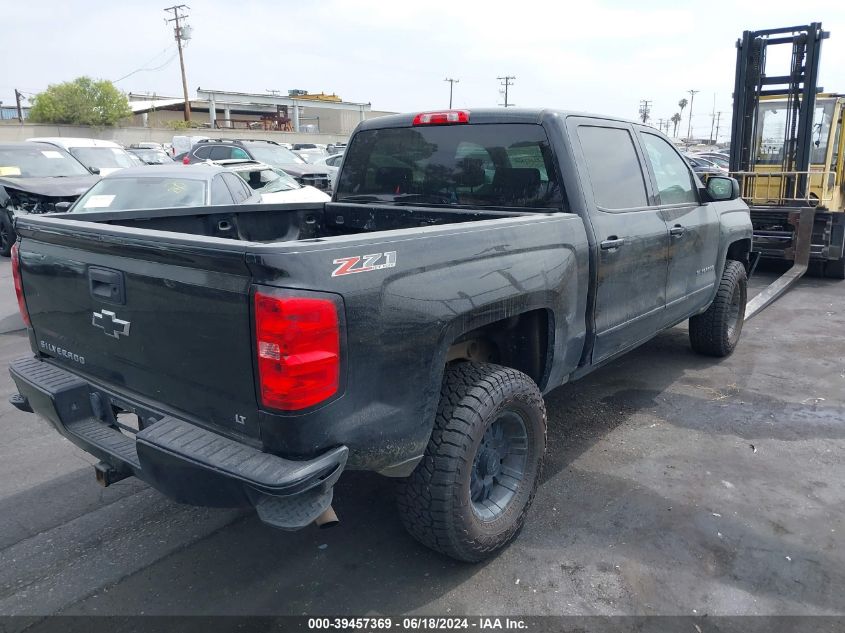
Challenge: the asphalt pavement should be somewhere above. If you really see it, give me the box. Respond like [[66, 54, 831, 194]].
[[0, 259, 843, 618]]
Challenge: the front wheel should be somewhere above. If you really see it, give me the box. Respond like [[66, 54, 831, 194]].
[[396, 362, 546, 562], [689, 259, 747, 357]]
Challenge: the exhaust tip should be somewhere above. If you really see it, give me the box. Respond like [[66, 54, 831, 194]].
[[314, 505, 339, 529]]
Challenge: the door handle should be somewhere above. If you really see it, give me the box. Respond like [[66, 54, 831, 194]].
[[600, 236, 625, 250], [669, 224, 686, 237]]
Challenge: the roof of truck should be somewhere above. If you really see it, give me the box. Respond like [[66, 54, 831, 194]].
[[355, 108, 641, 131]]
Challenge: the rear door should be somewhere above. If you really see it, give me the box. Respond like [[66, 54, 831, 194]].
[[18, 229, 262, 440], [636, 129, 719, 321], [569, 119, 670, 362]]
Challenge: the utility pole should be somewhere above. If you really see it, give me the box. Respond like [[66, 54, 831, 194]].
[[497, 76, 515, 108], [444, 78, 459, 109], [714, 111, 723, 143], [14, 89, 24, 123], [708, 93, 716, 144], [164, 5, 192, 122], [638, 99, 652, 124], [657, 118, 664, 131], [686, 89, 699, 141]]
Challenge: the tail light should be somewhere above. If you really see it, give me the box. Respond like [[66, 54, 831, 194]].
[[182, 154, 190, 165], [11, 242, 30, 327], [412, 110, 470, 126], [254, 292, 340, 411]]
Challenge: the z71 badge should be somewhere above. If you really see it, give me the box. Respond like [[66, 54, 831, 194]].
[[332, 251, 396, 277]]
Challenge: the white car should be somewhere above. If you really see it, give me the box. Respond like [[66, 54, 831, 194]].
[[215, 159, 331, 203], [312, 153, 343, 185], [26, 137, 137, 176]]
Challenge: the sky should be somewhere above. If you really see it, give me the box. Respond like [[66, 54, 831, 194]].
[[3, 0, 844, 141]]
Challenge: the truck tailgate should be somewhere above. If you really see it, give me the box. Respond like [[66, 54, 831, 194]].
[[17, 228, 261, 441]]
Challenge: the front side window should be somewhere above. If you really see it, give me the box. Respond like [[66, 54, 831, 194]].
[[336, 123, 563, 210], [221, 172, 251, 203], [576, 126, 648, 209], [640, 134, 697, 205]]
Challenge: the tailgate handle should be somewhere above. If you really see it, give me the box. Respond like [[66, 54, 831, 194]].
[[89, 267, 126, 305]]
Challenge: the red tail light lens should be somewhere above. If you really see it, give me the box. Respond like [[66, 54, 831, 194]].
[[254, 292, 340, 411], [10, 242, 30, 327], [412, 110, 470, 126]]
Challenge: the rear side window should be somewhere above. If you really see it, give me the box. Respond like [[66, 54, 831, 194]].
[[336, 123, 564, 210], [209, 146, 232, 160], [211, 175, 234, 205], [640, 133, 697, 204], [193, 145, 212, 159], [222, 172, 252, 203], [577, 126, 648, 209]]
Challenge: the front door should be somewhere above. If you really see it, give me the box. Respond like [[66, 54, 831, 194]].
[[637, 130, 720, 322], [571, 121, 670, 363]]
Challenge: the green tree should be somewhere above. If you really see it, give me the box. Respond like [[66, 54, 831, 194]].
[[28, 77, 132, 126]]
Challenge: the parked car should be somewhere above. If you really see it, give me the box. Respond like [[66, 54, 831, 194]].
[[69, 164, 261, 212], [684, 153, 728, 177], [215, 159, 331, 204], [128, 147, 175, 165], [184, 139, 331, 191], [0, 142, 99, 255], [694, 152, 730, 169], [294, 148, 329, 164], [326, 142, 347, 155], [171, 135, 208, 158], [311, 153, 343, 184], [9, 108, 751, 562], [27, 138, 137, 176], [130, 142, 167, 151]]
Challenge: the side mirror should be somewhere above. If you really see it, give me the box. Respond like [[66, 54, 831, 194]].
[[89, 166, 101, 175], [705, 176, 740, 201], [54, 201, 72, 213]]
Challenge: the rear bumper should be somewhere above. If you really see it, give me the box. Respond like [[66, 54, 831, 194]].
[[9, 356, 347, 530]]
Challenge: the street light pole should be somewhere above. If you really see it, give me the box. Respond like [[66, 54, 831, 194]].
[[444, 78, 459, 109], [686, 89, 699, 141], [164, 4, 192, 122]]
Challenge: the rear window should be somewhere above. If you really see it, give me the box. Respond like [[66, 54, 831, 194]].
[[335, 124, 564, 210], [73, 177, 206, 211]]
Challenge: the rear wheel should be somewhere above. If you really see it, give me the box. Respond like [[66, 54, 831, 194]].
[[689, 260, 747, 357], [396, 362, 546, 562]]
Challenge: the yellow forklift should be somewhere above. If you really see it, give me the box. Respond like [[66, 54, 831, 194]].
[[729, 23, 845, 317]]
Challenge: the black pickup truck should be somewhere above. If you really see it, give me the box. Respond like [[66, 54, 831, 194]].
[[9, 109, 752, 561]]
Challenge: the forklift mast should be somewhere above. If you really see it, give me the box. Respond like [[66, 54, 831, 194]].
[[729, 23, 828, 191]]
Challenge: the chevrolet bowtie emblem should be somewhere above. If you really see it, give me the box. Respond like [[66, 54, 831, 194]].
[[92, 309, 131, 339]]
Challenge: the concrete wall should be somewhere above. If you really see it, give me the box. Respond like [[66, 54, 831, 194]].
[[0, 122, 351, 146]]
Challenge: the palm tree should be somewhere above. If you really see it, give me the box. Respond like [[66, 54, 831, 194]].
[[678, 98, 688, 124], [671, 113, 682, 137]]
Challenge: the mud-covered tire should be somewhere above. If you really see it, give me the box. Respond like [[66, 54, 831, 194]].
[[396, 362, 546, 562], [0, 215, 14, 258], [825, 256, 845, 280], [689, 259, 747, 357]]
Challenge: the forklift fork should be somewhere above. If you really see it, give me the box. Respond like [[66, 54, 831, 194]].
[[745, 206, 816, 320]]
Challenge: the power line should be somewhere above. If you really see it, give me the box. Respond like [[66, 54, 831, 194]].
[[113, 45, 177, 83], [497, 75, 515, 108], [444, 77, 459, 109]]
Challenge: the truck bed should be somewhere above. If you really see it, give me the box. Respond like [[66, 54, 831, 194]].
[[57, 201, 546, 244]]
